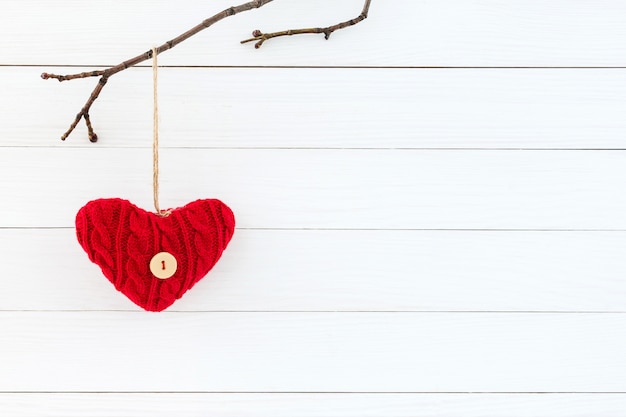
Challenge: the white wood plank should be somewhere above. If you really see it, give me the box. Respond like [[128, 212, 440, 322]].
[[3, 0, 626, 66], [3, 229, 626, 312], [6, 67, 626, 148], [2, 148, 626, 229], [1, 312, 625, 392], [3, 393, 626, 417]]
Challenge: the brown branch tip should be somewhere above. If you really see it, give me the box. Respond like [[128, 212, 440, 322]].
[[42, 0, 371, 142]]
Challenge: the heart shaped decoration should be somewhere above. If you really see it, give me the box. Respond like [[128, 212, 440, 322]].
[[75, 198, 235, 311]]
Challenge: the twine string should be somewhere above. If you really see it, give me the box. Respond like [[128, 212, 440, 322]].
[[152, 47, 170, 217]]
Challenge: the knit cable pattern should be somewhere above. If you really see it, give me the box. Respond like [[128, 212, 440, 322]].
[[76, 198, 235, 311]]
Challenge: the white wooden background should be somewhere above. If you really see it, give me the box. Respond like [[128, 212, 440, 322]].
[[2, 0, 626, 415]]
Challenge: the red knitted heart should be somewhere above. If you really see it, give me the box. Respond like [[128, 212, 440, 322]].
[[75, 198, 235, 311]]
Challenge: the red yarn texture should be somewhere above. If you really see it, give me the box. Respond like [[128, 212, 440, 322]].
[[75, 198, 235, 312]]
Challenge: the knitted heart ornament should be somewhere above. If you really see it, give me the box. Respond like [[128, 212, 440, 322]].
[[76, 198, 235, 311]]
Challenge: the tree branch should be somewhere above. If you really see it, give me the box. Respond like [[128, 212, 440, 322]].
[[42, 0, 371, 142], [241, 0, 371, 48]]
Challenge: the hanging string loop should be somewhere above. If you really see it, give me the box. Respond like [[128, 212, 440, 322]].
[[152, 47, 171, 217]]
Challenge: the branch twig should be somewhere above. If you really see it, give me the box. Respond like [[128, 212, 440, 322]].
[[42, 0, 371, 142], [241, 0, 371, 48]]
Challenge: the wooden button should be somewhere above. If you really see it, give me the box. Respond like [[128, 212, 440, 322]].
[[149, 252, 177, 279]]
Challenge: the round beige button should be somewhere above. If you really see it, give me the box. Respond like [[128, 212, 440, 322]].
[[149, 252, 178, 279]]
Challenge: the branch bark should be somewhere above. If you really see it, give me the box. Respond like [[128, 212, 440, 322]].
[[42, 0, 372, 142], [242, 0, 371, 48]]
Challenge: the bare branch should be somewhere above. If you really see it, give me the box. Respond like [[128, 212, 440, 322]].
[[42, 0, 275, 141], [41, 70, 106, 82], [42, 0, 371, 142], [241, 0, 371, 48]]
